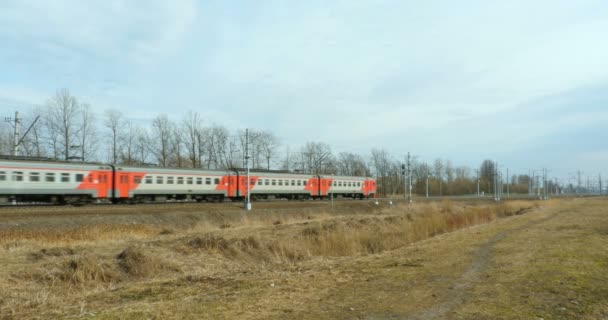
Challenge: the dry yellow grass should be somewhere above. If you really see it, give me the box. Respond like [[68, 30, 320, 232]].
[[2, 198, 601, 319]]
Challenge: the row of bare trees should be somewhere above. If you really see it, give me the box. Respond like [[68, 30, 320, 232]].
[[0, 89, 285, 170], [1, 88, 536, 196]]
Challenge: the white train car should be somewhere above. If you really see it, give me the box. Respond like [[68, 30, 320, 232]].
[[245, 171, 319, 200], [323, 175, 373, 199], [115, 166, 234, 202], [0, 158, 113, 204]]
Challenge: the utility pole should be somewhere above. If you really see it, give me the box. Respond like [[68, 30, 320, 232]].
[[331, 173, 334, 208], [544, 168, 548, 200], [506, 168, 509, 198], [599, 174, 602, 196], [494, 161, 499, 201], [401, 163, 406, 200], [475, 169, 480, 197], [528, 170, 532, 196], [245, 128, 251, 211], [12, 111, 19, 156], [407, 152, 412, 204], [426, 175, 429, 198], [4, 111, 21, 156]]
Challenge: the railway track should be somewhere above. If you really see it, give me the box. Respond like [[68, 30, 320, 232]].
[[0, 197, 373, 209]]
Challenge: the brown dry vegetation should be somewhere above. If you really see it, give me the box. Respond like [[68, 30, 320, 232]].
[[0, 198, 606, 319]]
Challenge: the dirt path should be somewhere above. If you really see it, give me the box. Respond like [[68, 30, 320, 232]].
[[405, 211, 561, 320]]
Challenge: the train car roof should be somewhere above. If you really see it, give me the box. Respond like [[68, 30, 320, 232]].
[[116, 165, 230, 175], [318, 175, 373, 180], [232, 170, 317, 178], [0, 158, 112, 170]]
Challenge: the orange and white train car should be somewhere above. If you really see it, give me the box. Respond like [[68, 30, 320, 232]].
[[0, 159, 113, 204], [0, 158, 376, 204]]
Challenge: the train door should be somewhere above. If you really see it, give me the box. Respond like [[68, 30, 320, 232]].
[[98, 171, 110, 198], [310, 177, 319, 197]]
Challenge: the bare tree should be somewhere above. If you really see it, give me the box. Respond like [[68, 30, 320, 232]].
[[149, 114, 174, 167], [336, 152, 370, 176], [172, 125, 185, 167], [182, 111, 203, 168], [445, 160, 454, 195], [134, 126, 150, 164], [45, 88, 80, 160], [371, 149, 394, 196], [300, 141, 333, 174], [78, 103, 96, 161], [480, 159, 496, 192], [0, 125, 12, 155], [104, 109, 124, 164], [434, 158, 444, 196], [258, 131, 279, 170], [120, 121, 138, 165], [20, 109, 46, 158]]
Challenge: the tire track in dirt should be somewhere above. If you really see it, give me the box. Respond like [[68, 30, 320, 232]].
[[407, 211, 562, 320], [364, 208, 563, 320]]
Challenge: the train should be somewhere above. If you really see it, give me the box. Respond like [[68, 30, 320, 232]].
[[0, 157, 376, 205]]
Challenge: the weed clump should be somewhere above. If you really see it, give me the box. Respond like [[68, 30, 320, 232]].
[[29, 247, 76, 261], [17, 254, 121, 286], [116, 246, 177, 278], [186, 234, 306, 264]]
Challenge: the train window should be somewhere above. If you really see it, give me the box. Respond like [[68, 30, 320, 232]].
[[291, 180, 295, 186], [61, 173, 70, 182], [214, 178, 220, 185], [75, 174, 84, 182], [177, 177, 184, 184], [121, 175, 128, 183], [187, 177, 193, 184], [257, 179, 263, 186], [297, 180, 301, 186], [205, 178, 211, 185], [265, 179, 269, 186], [272, 179, 276, 186], [145, 176, 153, 184], [0, 171, 5, 181], [156, 176, 164, 184], [196, 177, 202, 185], [167, 177, 174, 184], [134, 176, 142, 184], [12, 171, 23, 182], [46, 173, 55, 182], [100, 175, 107, 183], [278, 180, 283, 186], [29, 172, 40, 182], [357, 182, 361, 187]]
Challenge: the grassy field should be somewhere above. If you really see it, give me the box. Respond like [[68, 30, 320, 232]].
[[0, 198, 606, 319]]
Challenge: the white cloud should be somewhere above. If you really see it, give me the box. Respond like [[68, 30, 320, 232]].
[[1, 0, 608, 175]]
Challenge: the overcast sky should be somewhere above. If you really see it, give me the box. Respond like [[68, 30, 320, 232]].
[[1, 1, 607, 181]]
